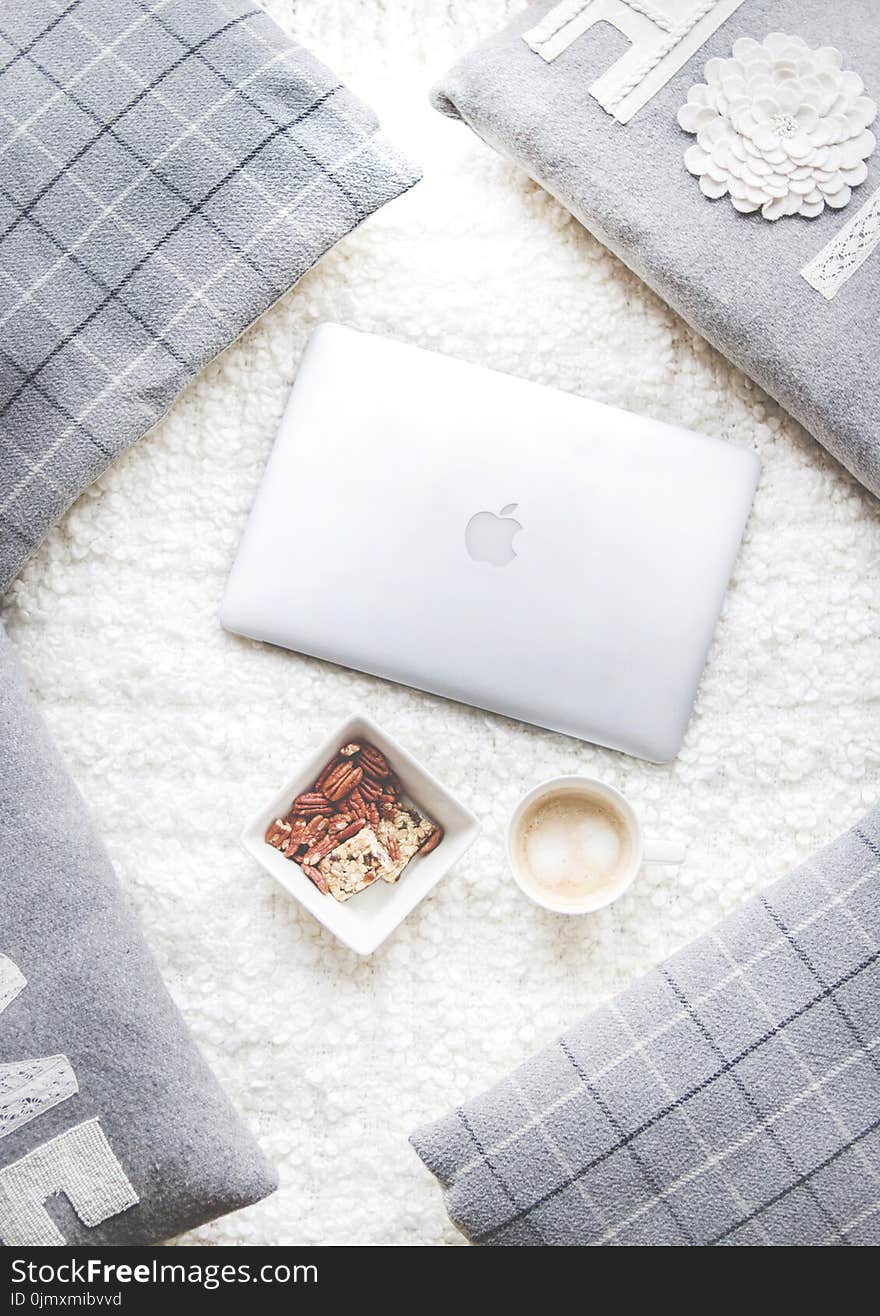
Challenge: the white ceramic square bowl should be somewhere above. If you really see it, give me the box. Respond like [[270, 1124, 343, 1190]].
[[241, 714, 480, 955]]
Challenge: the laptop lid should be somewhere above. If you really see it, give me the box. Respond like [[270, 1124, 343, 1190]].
[[221, 323, 759, 762]]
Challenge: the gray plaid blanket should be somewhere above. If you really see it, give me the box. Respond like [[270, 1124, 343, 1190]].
[[412, 805, 880, 1245], [0, 0, 419, 592]]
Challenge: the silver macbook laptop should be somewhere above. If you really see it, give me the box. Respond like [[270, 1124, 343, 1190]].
[[221, 324, 759, 762]]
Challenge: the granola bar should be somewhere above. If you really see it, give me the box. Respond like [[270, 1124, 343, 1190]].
[[376, 808, 438, 882], [318, 826, 397, 903]]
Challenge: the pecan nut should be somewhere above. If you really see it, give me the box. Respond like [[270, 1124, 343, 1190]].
[[385, 833, 401, 862], [302, 864, 329, 895], [359, 744, 391, 780], [265, 819, 291, 848], [417, 827, 443, 856], [347, 788, 367, 820], [323, 761, 363, 801], [297, 815, 328, 848], [358, 775, 382, 800], [286, 816, 312, 847], [330, 819, 364, 848], [315, 755, 342, 793], [292, 792, 331, 816], [303, 835, 338, 866]]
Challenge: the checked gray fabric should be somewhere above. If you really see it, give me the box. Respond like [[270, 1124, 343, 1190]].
[[432, 0, 880, 499], [412, 804, 880, 1245], [0, 0, 419, 593]]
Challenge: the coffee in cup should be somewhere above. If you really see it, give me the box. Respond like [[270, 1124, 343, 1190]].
[[507, 776, 685, 915], [514, 790, 633, 911]]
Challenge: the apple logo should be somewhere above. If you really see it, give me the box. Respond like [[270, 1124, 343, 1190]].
[[465, 504, 522, 567]]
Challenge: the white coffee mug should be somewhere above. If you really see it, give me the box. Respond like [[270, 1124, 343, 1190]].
[[507, 775, 686, 915]]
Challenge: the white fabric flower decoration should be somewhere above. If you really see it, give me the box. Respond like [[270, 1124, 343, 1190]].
[[677, 32, 877, 220]]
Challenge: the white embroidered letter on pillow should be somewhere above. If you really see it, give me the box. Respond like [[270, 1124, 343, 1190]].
[[0, 953, 138, 1245], [0, 1122, 138, 1247], [523, 0, 748, 123]]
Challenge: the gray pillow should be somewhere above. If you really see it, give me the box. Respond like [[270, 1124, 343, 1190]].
[[0, 0, 420, 593], [431, 0, 880, 498], [411, 803, 880, 1246], [0, 622, 276, 1244]]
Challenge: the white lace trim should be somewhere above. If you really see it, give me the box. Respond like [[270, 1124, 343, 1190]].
[[0, 955, 26, 1016], [523, 0, 747, 124], [0, 955, 78, 1140], [801, 184, 880, 299], [0, 1119, 138, 1246], [0, 1056, 79, 1142]]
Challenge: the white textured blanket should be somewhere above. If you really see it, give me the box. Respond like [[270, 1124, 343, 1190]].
[[2, 1, 878, 1245]]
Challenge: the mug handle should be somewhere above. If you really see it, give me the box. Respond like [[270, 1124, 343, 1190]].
[[643, 838, 687, 865]]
